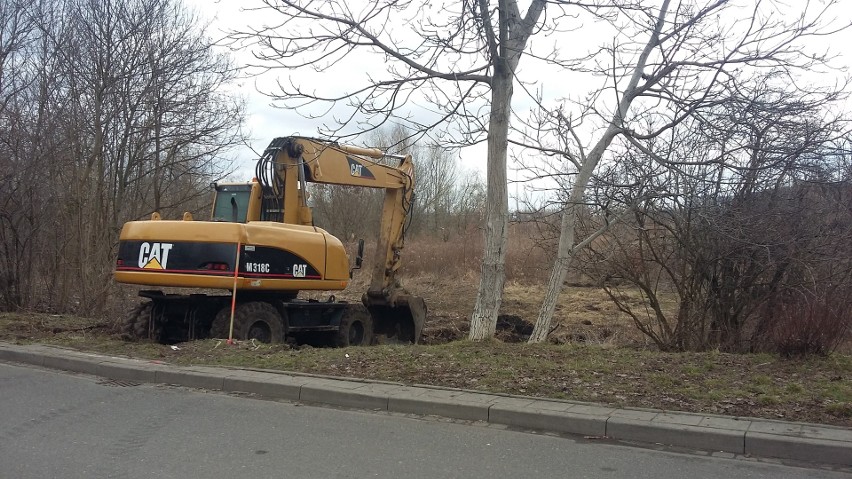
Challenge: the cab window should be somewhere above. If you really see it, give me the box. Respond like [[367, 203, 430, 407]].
[[212, 185, 251, 223]]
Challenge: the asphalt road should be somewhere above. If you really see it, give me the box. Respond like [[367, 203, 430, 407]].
[[0, 362, 846, 478]]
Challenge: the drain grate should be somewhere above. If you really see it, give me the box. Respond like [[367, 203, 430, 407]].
[[97, 379, 141, 388]]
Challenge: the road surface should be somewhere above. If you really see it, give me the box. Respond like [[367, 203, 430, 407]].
[[0, 362, 846, 478]]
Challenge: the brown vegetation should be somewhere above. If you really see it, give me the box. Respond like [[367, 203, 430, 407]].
[[2, 310, 849, 427]]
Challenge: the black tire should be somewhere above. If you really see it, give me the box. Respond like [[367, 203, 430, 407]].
[[210, 302, 283, 343], [334, 304, 373, 347], [121, 302, 162, 341]]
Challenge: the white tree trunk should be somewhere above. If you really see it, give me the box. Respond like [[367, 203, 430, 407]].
[[469, 0, 547, 340], [469, 72, 512, 340], [528, 0, 670, 343], [528, 151, 598, 342]]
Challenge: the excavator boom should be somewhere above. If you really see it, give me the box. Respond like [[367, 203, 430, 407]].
[[258, 137, 426, 343]]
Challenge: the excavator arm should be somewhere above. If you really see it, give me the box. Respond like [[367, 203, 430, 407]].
[[258, 136, 426, 342]]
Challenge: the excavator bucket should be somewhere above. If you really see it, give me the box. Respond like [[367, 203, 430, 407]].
[[363, 293, 427, 344]]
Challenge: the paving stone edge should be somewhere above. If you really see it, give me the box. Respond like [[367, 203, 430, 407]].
[[1, 342, 849, 467]]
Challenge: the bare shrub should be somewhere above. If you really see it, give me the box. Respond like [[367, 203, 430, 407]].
[[505, 223, 554, 282], [585, 178, 852, 353], [757, 288, 852, 357]]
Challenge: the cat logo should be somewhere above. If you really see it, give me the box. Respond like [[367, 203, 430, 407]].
[[138, 242, 173, 269], [293, 264, 307, 278], [346, 156, 375, 179]]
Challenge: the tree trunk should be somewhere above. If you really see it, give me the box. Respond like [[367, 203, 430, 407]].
[[528, 0, 669, 343], [528, 147, 598, 342], [469, 71, 512, 340]]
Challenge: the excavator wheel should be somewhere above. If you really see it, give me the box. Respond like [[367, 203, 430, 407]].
[[121, 302, 162, 341], [210, 301, 283, 343], [334, 304, 373, 347]]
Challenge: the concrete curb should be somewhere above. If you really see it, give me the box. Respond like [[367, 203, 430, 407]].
[[2, 342, 850, 467]]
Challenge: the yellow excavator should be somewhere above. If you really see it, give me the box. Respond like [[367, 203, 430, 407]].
[[114, 136, 426, 345]]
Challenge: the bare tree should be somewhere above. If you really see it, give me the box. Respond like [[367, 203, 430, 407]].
[[310, 184, 383, 240], [367, 126, 464, 238], [0, 0, 244, 313], [0, 0, 52, 310], [525, 0, 850, 342], [579, 74, 850, 352], [231, 0, 563, 339], [310, 124, 482, 243], [409, 144, 459, 238]]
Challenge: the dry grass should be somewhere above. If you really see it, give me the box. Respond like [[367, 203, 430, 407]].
[[326, 264, 656, 347], [2, 313, 849, 427], [3, 230, 849, 428], [4, 220, 849, 427], [400, 224, 555, 282], [294, 226, 674, 347]]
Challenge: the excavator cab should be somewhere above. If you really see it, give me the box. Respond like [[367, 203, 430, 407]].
[[211, 183, 253, 223], [208, 181, 285, 224]]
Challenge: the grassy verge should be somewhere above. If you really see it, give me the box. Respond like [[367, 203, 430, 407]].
[[1, 312, 849, 427]]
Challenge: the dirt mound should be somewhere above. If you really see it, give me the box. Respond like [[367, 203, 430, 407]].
[[420, 314, 468, 344], [495, 314, 533, 342], [420, 313, 535, 344]]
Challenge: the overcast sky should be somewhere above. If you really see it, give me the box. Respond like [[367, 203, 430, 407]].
[[189, 0, 852, 199], [191, 0, 500, 181]]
